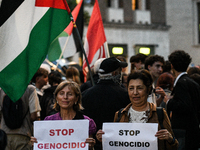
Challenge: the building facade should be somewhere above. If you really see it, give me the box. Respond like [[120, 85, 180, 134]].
[[83, 0, 170, 72], [166, 0, 200, 66], [69, 0, 200, 72]]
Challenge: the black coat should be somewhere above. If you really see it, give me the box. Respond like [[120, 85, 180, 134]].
[[167, 74, 200, 149], [40, 86, 57, 120], [81, 79, 130, 150]]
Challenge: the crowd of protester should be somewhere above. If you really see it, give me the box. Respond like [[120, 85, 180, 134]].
[[0, 50, 200, 150]]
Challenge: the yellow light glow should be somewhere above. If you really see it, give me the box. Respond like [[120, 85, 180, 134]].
[[112, 47, 124, 55], [139, 47, 150, 55], [132, 0, 136, 10], [76, 0, 81, 4]]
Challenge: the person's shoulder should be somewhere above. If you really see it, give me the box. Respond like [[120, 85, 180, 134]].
[[83, 115, 96, 125], [26, 84, 37, 95], [28, 84, 36, 90], [83, 115, 92, 120], [82, 85, 98, 96], [46, 86, 57, 91], [44, 112, 59, 120], [83, 115, 95, 123], [179, 75, 199, 86], [81, 81, 92, 90]]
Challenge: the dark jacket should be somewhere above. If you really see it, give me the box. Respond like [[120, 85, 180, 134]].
[[82, 79, 130, 150], [114, 103, 178, 150], [40, 86, 57, 120], [80, 74, 99, 92], [167, 74, 200, 149]]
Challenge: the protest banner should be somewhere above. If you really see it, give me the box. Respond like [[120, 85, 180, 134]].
[[102, 123, 158, 150], [34, 120, 89, 150]]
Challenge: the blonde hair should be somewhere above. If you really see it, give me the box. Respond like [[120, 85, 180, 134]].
[[54, 80, 83, 111]]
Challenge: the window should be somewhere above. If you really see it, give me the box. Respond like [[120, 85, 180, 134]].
[[119, 0, 123, 8], [107, 0, 111, 7], [146, 0, 150, 10], [108, 44, 128, 57], [134, 45, 155, 56], [132, 0, 138, 10]]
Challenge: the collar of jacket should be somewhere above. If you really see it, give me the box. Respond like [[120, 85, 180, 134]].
[[98, 79, 118, 85], [120, 102, 157, 120]]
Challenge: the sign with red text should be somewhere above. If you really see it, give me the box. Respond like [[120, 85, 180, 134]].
[[102, 123, 158, 150], [34, 120, 89, 150]]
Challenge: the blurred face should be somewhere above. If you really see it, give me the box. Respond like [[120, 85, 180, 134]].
[[37, 75, 48, 89], [121, 67, 127, 73], [134, 61, 144, 70], [148, 61, 163, 79], [56, 86, 78, 110], [112, 67, 122, 76], [128, 79, 148, 106]]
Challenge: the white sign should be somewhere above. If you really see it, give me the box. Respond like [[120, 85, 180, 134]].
[[34, 120, 89, 150], [102, 123, 158, 150]]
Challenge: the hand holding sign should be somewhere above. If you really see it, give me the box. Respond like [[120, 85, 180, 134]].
[[85, 138, 96, 150], [155, 129, 173, 142], [96, 130, 105, 142]]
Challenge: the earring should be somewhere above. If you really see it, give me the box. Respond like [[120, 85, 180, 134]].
[[75, 102, 77, 105], [57, 101, 58, 104]]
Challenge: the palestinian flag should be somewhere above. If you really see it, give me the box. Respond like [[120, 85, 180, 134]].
[[0, 0, 71, 102], [47, 0, 83, 62]]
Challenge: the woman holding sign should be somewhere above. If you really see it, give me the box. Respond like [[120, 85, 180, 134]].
[[31, 80, 96, 150], [96, 70, 178, 150]]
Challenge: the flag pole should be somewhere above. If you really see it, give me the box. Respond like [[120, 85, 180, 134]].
[[71, 16, 95, 86], [54, 36, 70, 71], [64, 1, 95, 86], [63, 0, 94, 86]]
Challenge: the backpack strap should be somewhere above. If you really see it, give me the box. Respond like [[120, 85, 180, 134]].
[[23, 107, 29, 120], [116, 108, 124, 122], [156, 107, 164, 129]]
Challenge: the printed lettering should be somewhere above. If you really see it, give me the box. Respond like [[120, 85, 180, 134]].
[[55, 129, 61, 136], [49, 129, 55, 136], [118, 130, 140, 136], [69, 129, 74, 135], [108, 141, 150, 147]]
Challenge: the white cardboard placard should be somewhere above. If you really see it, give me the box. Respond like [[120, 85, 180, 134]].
[[33, 120, 89, 150], [102, 123, 158, 150]]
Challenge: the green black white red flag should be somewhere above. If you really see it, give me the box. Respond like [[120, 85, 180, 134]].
[[0, 0, 71, 102], [47, 0, 83, 62]]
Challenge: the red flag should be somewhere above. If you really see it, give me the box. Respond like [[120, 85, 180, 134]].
[[83, 0, 110, 77], [35, 0, 71, 12], [65, 0, 83, 35]]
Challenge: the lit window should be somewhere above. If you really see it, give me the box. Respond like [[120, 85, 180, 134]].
[[139, 47, 150, 55], [132, 0, 136, 10], [112, 47, 124, 55]]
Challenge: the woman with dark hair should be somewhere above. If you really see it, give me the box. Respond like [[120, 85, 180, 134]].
[[187, 67, 200, 76], [31, 80, 97, 150], [96, 70, 178, 150], [156, 72, 175, 108]]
